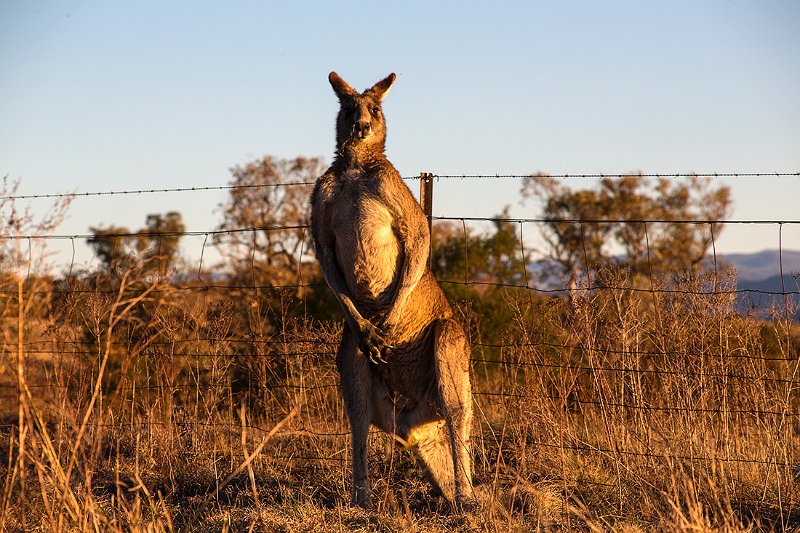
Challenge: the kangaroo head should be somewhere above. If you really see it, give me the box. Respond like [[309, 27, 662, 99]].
[[329, 71, 396, 159]]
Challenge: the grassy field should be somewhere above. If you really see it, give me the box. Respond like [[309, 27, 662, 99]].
[[1, 267, 799, 532]]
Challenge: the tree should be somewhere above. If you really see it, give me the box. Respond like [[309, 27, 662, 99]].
[[215, 156, 324, 289], [432, 208, 528, 293], [137, 212, 185, 276], [431, 209, 531, 344], [521, 174, 732, 290], [87, 225, 135, 275], [88, 211, 185, 279]]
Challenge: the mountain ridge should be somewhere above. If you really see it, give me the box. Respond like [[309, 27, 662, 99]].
[[719, 249, 800, 283]]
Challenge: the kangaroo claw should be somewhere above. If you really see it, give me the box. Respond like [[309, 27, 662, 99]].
[[358, 322, 392, 364], [368, 350, 387, 365]]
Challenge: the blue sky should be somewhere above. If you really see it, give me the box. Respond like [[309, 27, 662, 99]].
[[1, 1, 799, 268]]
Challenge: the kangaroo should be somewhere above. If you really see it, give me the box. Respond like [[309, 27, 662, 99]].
[[310, 72, 476, 511]]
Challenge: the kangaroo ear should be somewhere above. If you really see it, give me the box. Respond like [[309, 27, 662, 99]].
[[368, 73, 396, 101], [329, 71, 357, 99]]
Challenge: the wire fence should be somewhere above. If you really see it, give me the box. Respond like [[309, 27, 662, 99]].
[[2, 171, 800, 513], [3, 171, 799, 202]]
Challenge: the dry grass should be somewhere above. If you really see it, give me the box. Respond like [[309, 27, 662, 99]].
[[1, 265, 799, 532]]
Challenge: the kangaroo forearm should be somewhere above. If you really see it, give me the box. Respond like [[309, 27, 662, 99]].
[[385, 232, 428, 323], [317, 245, 370, 329], [337, 292, 368, 330]]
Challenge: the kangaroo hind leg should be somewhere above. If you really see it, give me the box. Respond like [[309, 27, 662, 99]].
[[432, 318, 476, 510], [336, 325, 373, 509]]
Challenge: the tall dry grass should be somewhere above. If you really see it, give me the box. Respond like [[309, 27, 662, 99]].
[[1, 263, 798, 531]]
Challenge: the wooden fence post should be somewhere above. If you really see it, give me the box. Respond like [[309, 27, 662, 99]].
[[419, 173, 434, 269]]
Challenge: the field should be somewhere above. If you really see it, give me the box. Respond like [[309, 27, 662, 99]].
[[2, 264, 799, 532]]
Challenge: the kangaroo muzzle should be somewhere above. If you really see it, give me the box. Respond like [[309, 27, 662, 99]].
[[353, 120, 371, 140]]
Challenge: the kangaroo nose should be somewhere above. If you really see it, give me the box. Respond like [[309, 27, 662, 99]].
[[355, 121, 371, 138]]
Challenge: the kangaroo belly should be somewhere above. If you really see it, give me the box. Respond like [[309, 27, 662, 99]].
[[332, 195, 402, 311]]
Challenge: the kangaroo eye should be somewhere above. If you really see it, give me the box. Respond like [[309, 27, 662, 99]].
[[371, 107, 380, 116]]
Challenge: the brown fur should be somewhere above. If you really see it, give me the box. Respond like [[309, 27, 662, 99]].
[[310, 72, 475, 510]]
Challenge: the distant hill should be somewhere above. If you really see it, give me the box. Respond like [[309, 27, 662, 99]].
[[710, 250, 800, 319], [718, 249, 800, 283], [737, 274, 800, 296], [528, 249, 800, 286], [736, 274, 800, 319], [527, 249, 800, 317]]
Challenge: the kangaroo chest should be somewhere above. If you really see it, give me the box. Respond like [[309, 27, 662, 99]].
[[328, 171, 403, 311]]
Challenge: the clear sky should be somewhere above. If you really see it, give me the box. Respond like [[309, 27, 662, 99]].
[[1, 1, 799, 269]]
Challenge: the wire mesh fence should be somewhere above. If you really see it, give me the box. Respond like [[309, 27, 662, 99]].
[[2, 172, 799, 525]]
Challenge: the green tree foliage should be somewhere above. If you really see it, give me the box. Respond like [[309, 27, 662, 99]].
[[521, 174, 732, 289], [432, 210, 527, 292], [431, 209, 530, 344]]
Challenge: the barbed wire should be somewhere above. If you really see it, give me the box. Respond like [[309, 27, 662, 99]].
[[3, 171, 798, 201], [0, 181, 316, 201], [429, 172, 800, 180]]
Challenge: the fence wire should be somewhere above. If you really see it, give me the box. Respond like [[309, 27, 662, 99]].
[[2, 172, 799, 508], [3, 171, 798, 201]]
